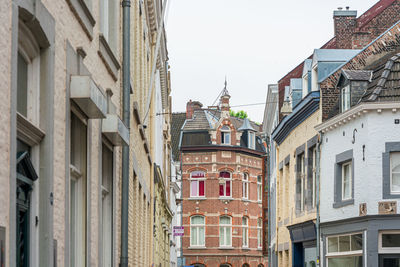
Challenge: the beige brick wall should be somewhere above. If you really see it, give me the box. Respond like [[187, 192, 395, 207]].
[[276, 110, 321, 266]]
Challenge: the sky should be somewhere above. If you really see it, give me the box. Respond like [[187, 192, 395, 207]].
[[166, 0, 379, 123]]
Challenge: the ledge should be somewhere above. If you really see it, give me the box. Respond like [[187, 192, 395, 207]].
[[17, 113, 45, 146], [218, 246, 234, 250], [98, 34, 120, 81], [188, 246, 206, 250], [188, 197, 206, 201], [66, 0, 95, 39], [333, 199, 354, 208]]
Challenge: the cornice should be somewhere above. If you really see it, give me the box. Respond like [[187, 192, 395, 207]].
[[315, 102, 400, 133]]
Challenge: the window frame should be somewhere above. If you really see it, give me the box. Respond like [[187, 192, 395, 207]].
[[190, 171, 206, 198], [326, 232, 363, 265], [219, 216, 232, 247], [341, 84, 351, 112], [242, 173, 249, 200], [248, 131, 255, 149], [242, 217, 249, 248], [390, 152, 400, 194], [379, 231, 400, 254], [257, 175, 262, 202], [221, 125, 231, 145], [190, 216, 205, 247], [257, 218, 262, 249], [312, 147, 317, 208], [341, 162, 352, 201], [219, 171, 232, 198], [333, 149, 354, 208]]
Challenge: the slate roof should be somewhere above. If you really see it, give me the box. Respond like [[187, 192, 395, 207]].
[[312, 49, 361, 64], [342, 69, 372, 81], [171, 112, 186, 162], [361, 53, 400, 102]]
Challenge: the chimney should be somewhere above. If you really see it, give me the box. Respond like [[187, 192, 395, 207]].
[[333, 7, 357, 49], [186, 100, 203, 119]]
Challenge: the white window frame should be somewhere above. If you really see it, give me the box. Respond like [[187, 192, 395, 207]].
[[242, 173, 249, 200], [219, 216, 232, 247], [219, 172, 232, 198], [101, 140, 114, 267], [257, 175, 262, 202], [221, 126, 231, 145], [326, 233, 363, 261], [248, 131, 255, 149], [257, 218, 262, 249], [342, 162, 352, 201], [312, 147, 317, 208], [242, 217, 248, 248], [190, 216, 205, 247], [390, 152, 400, 194], [379, 231, 400, 254], [190, 171, 206, 198], [299, 153, 305, 211], [70, 109, 88, 267], [341, 84, 351, 112], [100, 0, 118, 53]]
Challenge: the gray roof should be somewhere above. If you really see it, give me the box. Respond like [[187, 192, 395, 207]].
[[302, 59, 312, 77], [182, 109, 211, 130], [237, 118, 255, 131], [312, 49, 360, 66], [171, 113, 186, 161], [361, 53, 400, 102], [342, 69, 372, 81], [290, 78, 302, 90]]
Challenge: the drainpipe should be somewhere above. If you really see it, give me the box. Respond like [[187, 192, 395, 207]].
[[120, 0, 130, 266], [316, 132, 323, 267], [266, 135, 271, 266], [179, 150, 183, 267]]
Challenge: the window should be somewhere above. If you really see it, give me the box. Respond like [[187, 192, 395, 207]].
[[70, 111, 88, 267], [379, 231, 400, 254], [242, 173, 249, 199], [242, 217, 248, 247], [190, 216, 205, 247], [100, 0, 118, 52], [311, 147, 317, 208], [326, 233, 363, 267], [299, 153, 305, 211], [390, 152, 400, 194], [248, 131, 255, 149], [257, 218, 262, 248], [221, 125, 231, 145], [101, 142, 113, 267], [190, 171, 205, 198], [219, 171, 232, 198], [342, 162, 352, 200], [341, 84, 351, 112], [219, 216, 232, 247], [257, 175, 262, 202]]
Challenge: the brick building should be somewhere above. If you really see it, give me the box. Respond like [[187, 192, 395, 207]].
[[177, 86, 268, 267]]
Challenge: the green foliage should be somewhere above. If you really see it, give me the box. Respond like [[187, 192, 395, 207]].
[[229, 109, 248, 119]]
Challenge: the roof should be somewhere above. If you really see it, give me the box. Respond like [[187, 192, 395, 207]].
[[237, 118, 255, 131], [312, 49, 361, 66], [171, 112, 186, 162], [342, 69, 372, 81], [182, 109, 212, 131], [302, 59, 313, 77], [361, 53, 400, 102], [290, 78, 302, 90]]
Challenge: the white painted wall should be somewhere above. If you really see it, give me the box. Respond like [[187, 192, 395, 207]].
[[320, 109, 400, 223]]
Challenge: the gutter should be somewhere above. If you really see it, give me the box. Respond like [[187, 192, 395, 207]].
[[120, 0, 130, 266]]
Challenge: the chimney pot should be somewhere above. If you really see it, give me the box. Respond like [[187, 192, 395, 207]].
[[346, 6, 350, 10], [338, 7, 343, 10]]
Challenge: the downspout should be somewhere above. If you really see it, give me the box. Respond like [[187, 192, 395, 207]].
[[179, 150, 183, 267], [316, 132, 323, 267], [120, 0, 130, 266], [266, 135, 271, 266]]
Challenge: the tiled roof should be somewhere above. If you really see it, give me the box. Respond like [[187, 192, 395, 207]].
[[342, 69, 372, 81], [361, 53, 400, 102], [171, 112, 186, 162], [182, 110, 211, 131]]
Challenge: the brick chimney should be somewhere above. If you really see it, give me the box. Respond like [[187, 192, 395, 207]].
[[186, 100, 203, 119], [334, 7, 357, 49]]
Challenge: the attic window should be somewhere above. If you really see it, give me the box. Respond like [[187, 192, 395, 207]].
[[248, 132, 255, 149], [341, 84, 351, 112], [221, 125, 231, 145]]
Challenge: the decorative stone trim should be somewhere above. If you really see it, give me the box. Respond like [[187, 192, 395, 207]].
[[17, 113, 45, 146], [98, 34, 120, 81], [65, 0, 95, 39]]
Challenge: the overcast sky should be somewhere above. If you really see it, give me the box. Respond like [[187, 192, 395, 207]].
[[166, 0, 378, 122]]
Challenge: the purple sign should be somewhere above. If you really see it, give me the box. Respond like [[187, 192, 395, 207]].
[[173, 226, 184, 236]]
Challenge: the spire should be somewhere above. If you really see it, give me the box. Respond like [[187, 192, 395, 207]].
[[222, 76, 229, 96]]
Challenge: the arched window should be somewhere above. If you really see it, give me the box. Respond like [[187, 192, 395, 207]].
[[242, 264, 250, 267], [190, 216, 205, 247], [257, 218, 263, 248], [242, 173, 249, 199], [190, 171, 205, 197], [257, 175, 262, 202], [219, 171, 231, 197], [242, 217, 248, 247], [219, 216, 232, 247], [258, 264, 265, 267], [220, 264, 231, 267], [221, 125, 231, 145]]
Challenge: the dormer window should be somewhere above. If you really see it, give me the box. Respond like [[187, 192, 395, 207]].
[[248, 131, 255, 149], [341, 84, 351, 112], [221, 125, 231, 145]]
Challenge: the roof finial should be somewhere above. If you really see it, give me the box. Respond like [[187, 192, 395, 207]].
[[222, 76, 229, 96]]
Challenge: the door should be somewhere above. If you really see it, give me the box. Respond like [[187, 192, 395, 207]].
[[379, 254, 400, 267]]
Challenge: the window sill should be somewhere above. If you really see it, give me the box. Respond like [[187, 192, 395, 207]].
[[98, 34, 120, 81], [66, 0, 95, 39], [219, 197, 234, 201], [242, 246, 250, 250], [333, 199, 354, 208], [383, 192, 400, 199], [188, 246, 206, 249], [188, 197, 206, 200], [218, 246, 234, 250], [242, 198, 250, 202]]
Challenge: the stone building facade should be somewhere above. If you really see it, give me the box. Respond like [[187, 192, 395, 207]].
[[178, 89, 268, 267]]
